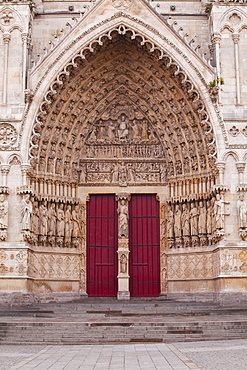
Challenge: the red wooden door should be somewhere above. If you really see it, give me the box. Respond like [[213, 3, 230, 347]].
[[129, 194, 160, 297], [86, 194, 118, 297]]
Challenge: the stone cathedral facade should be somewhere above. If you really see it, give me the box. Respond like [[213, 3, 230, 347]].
[[0, 0, 247, 301]]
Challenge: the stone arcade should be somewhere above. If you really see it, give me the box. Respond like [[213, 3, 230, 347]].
[[0, 0, 247, 302]]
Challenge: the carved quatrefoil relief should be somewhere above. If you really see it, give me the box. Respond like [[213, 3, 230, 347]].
[[0, 123, 18, 150]]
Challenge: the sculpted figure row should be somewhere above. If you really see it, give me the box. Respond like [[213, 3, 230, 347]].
[[21, 196, 85, 248], [164, 194, 229, 248]]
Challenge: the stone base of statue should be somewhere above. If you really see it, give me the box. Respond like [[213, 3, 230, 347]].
[[47, 236, 55, 246], [117, 290, 130, 300], [56, 236, 64, 248], [199, 235, 208, 246], [167, 238, 174, 249], [239, 229, 247, 241], [22, 230, 32, 244], [0, 228, 7, 241], [64, 238, 71, 248], [175, 237, 182, 248], [191, 236, 199, 247], [212, 230, 224, 244], [117, 273, 130, 300], [39, 235, 47, 246], [72, 238, 80, 248], [183, 236, 191, 248]]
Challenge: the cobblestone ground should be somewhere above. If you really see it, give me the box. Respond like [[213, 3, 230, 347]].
[[173, 339, 247, 370], [0, 340, 246, 370]]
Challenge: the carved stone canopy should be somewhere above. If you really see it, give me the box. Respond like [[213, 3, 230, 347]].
[[29, 31, 216, 185]]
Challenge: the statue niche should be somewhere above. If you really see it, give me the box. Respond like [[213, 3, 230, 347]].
[[79, 112, 167, 186]]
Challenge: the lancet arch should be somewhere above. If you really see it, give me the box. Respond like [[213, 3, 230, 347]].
[[27, 26, 218, 197]]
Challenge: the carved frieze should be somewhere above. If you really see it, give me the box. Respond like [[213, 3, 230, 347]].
[[80, 160, 166, 185]]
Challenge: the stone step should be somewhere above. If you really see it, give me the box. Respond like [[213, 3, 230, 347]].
[[1, 320, 247, 344], [1, 299, 247, 344]]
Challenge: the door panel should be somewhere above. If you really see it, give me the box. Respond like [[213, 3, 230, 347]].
[[86, 194, 118, 297], [129, 194, 160, 297]]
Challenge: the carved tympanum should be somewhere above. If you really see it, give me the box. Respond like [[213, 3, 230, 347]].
[[29, 32, 216, 192]]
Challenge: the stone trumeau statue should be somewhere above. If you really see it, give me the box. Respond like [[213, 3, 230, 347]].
[[118, 199, 129, 238]]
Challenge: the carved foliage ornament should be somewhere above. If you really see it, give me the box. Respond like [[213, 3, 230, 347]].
[[0, 10, 14, 26], [111, 0, 133, 10]]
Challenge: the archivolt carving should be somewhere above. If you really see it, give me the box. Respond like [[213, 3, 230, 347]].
[[29, 28, 217, 185]]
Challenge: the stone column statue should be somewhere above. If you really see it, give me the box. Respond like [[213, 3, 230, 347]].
[[214, 194, 229, 231], [21, 194, 32, 230], [117, 199, 129, 238], [47, 202, 56, 246], [39, 201, 48, 236], [207, 198, 214, 236], [166, 204, 174, 240], [31, 200, 39, 243], [198, 201, 207, 234], [181, 203, 190, 237], [174, 204, 182, 238], [65, 205, 72, 247], [116, 193, 130, 300], [72, 205, 82, 248], [190, 202, 198, 236], [56, 204, 65, 247], [237, 194, 247, 229], [47, 203, 56, 237], [120, 253, 127, 273]]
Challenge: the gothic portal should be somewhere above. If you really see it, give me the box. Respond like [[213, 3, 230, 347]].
[[0, 0, 247, 302]]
